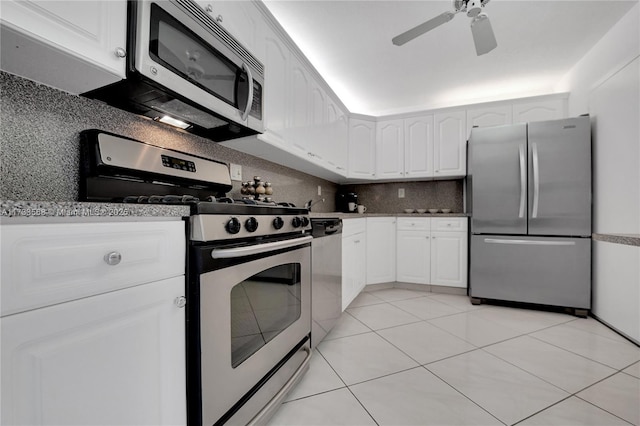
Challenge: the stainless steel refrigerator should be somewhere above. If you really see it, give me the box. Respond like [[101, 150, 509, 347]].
[[467, 116, 592, 314]]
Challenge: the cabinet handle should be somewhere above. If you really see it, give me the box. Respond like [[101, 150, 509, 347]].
[[206, 4, 213, 12], [354, 240, 360, 244], [174, 296, 187, 308], [104, 251, 122, 266], [216, 14, 223, 23], [114, 47, 126, 58]]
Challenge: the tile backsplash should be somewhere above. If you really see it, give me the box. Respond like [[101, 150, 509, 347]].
[[339, 180, 464, 214], [0, 71, 338, 212], [0, 71, 464, 215]]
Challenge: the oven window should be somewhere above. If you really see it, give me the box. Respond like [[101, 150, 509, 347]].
[[230, 263, 302, 368], [149, 4, 240, 108]]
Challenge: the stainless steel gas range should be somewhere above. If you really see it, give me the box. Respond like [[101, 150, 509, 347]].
[[80, 130, 312, 425]]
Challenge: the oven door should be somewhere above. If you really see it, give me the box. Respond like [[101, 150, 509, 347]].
[[192, 236, 311, 425]]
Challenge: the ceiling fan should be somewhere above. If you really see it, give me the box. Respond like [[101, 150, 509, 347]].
[[392, 0, 498, 56]]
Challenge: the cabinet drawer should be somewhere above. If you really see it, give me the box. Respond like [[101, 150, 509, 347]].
[[1, 221, 185, 316], [431, 217, 467, 232], [342, 218, 366, 237], [397, 218, 430, 231]]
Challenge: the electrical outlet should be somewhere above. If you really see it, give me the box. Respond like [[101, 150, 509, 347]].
[[230, 163, 242, 181], [318, 185, 322, 196], [398, 188, 405, 198]]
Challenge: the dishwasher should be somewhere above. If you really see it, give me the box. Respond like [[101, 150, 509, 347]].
[[310, 218, 343, 349]]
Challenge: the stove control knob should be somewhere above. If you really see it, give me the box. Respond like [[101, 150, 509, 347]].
[[301, 217, 310, 227], [245, 217, 259, 233], [226, 217, 241, 234], [273, 217, 284, 230], [291, 217, 302, 228]]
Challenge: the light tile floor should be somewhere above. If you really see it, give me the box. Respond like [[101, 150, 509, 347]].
[[268, 288, 640, 426]]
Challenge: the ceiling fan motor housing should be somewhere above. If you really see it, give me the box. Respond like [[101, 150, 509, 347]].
[[456, 0, 489, 17]]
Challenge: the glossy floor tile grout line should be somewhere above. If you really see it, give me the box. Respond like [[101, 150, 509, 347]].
[[268, 288, 640, 426]]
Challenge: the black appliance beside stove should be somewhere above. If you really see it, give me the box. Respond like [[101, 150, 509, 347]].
[[79, 129, 313, 425]]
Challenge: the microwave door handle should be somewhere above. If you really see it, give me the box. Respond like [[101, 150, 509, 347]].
[[241, 63, 254, 121]]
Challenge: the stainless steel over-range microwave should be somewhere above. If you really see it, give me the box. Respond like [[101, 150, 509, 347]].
[[84, 0, 264, 142]]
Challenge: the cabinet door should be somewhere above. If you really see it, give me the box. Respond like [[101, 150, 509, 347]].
[[376, 119, 405, 179], [593, 241, 640, 343], [466, 104, 512, 138], [434, 110, 467, 177], [342, 233, 366, 310], [366, 218, 396, 285], [288, 56, 311, 155], [430, 231, 468, 288], [195, 1, 262, 58], [404, 115, 434, 178], [325, 100, 348, 174], [396, 230, 430, 284], [263, 27, 289, 146], [1, 277, 186, 426], [512, 98, 566, 123], [348, 118, 376, 178], [308, 81, 327, 161], [1, 0, 127, 94]]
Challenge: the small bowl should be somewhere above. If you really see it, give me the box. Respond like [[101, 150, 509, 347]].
[[415, 209, 427, 214], [403, 209, 415, 214], [441, 209, 452, 213], [428, 209, 439, 214]]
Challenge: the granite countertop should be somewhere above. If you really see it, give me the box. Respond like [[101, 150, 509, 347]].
[[1, 200, 189, 220], [310, 212, 469, 219], [592, 233, 640, 247]]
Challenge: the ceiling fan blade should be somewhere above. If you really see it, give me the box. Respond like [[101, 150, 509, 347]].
[[392, 11, 456, 46], [470, 13, 497, 55]]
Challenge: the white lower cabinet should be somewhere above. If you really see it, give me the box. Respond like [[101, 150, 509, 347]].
[[1, 277, 186, 426], [593, 241, 640, 343], [366, 217, 397, 285], [396, 217, 468, 288], [342, 219, 366, 310], [396, 229, 431, 283], [430, 231, 468, 288], [0, 220, 187, 426]]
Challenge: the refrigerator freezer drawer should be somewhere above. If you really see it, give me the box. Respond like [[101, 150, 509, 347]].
[[470, 235, 591, 309]]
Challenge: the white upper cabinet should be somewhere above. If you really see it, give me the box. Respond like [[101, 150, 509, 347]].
[[262, 25, 289, 146], [466, 104, 513, 138], [512, 98, 566, 123], [376, 119, 405, 179], [308, 81, 327, 161], [288, 55, 311, 155], [324, 99, 348, 174], [404, 115, 434, 178], [195, 0, 263, 60], [434, 110, 467, 178], [311, 83, 327, 128], [348, 118, 377, 179], [0, 0, 127, 94]]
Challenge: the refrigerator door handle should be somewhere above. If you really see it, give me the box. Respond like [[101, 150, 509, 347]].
[[484, 238, 576, 246], [532, 143, 540, 218], [519, 144, 526, 218]]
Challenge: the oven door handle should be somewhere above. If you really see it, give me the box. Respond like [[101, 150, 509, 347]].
[[210, 236, 312, 259]]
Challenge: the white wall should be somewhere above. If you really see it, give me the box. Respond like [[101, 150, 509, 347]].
[[556, 3, 640, 117], [556, 3, 640, 343], [557, 2, 639, 234]]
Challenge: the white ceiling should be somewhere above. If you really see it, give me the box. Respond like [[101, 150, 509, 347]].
[[263, 0, 637, 116]]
